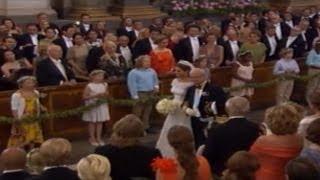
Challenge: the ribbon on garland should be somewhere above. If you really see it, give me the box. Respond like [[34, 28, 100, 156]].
[[0, 71, 320, 124]]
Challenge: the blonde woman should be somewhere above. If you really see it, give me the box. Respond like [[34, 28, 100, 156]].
[[37, 138, 79, 179], [98, 41, 127, 80], [77, 154, 111, 180], [7, 76, 44, 150]]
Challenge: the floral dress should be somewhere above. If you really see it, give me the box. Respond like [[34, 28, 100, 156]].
[[7, 94, 44, 148]]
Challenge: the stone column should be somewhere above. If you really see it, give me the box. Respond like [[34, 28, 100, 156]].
[[68, 0, 116, 21], [0, 0, 56, 21], [109, 0, 166, 19]]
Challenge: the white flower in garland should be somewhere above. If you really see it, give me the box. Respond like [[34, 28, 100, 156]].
[[156, 98, 181, 115]]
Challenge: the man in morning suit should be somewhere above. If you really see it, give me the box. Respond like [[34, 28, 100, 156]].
[[203, 96, 261, 176], [52, 24, 76, 59], [261, 25, 281, 61], [78, 13, 93, 34], [36, 44, 76, 86], [16, 23, 44, 62], [174, 25, 203, 62], [183, 68, 226, 149], [0, 148, 31, 180], [222, 29, 242, 65], [132, 28, 161, 59], [281, 26, 307, 58]]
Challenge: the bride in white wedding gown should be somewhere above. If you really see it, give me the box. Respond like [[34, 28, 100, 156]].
[[156, 61, 194, 157]]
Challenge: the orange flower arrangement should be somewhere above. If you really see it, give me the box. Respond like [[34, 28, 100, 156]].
[[151, 157, 177, 173]]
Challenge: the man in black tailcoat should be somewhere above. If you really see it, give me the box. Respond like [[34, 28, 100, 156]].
[[183, 68, 226, 148]]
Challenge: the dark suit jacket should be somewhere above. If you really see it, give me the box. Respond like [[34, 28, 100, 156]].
[[280, 35, 307, 58], [86, 46, 105, 72], [116, 27, 136, 46], [132, 38, 152, 60], [95, 145, 161, 180], [184, 82, 226, 117], [16, 33, 44, 60], [220, 18, 232, 35], [222, 40, 242, 66], [79, 23, 93, 34], [300, 28, 316, 51], [36, 58, 75, 86], [278, 22, 291, 40], [203, 117, 261, 176], [258, 17, 268, 35], [30, 167, 79, 180], [0, 171, 31, 180], [117, 45, 134, 65], [261, 35, 281, 60], [52, 38, 69, 59], [173, 37, 203, 63]]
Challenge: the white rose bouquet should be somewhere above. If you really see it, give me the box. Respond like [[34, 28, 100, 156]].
[[156, 98, 181, 115]]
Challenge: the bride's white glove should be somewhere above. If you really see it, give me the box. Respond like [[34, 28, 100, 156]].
[[185, 108, 197, 117]]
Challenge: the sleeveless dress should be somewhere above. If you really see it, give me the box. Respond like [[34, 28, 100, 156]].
[[82, 83, 110, 122], [230, 61, 254, 97], [156, 79, 194, 157], [7, 94, 44, 148]]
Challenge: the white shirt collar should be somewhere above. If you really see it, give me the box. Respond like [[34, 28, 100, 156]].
[[43, 165, 67, 171], [50, 57, 61, 63], [229, 116, 245, 119], [63, 36, 72, 41], [2, 169, 25, 174], [120, 46, 129, 49], [125, 26, 133, 31]]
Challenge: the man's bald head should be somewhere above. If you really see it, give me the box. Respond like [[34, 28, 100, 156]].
[[47, 44, 62, 60], [190, 68, 206, 85], [0, 148, 27, 170]]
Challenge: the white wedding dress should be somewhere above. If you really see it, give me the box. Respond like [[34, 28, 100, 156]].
[[156, 78, 194, 157]]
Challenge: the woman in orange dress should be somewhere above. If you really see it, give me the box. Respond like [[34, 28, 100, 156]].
[[152, 126, 213, 180], [250, 104, 303, 180], [150, 35, 175, 75]]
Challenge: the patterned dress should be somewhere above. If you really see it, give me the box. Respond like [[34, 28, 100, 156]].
[[7, 95, 44, 148]]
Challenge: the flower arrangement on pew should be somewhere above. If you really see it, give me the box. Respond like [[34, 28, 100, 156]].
[[156, 98, 181, 115], [170, 0, 265, 16]]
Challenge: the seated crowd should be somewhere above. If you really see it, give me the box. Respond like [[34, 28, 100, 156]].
[[2, 7, 320, 180], [0, 8, 320, 90]]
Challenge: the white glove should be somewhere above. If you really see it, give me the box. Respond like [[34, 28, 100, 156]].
[[211, 102, 218, 115], [185, 108, 197, 116]]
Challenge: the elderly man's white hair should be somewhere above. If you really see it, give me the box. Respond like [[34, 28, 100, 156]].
[[190, 67, 205, 76], [225, 96, 250, 116], [46, 44, 62, 54]]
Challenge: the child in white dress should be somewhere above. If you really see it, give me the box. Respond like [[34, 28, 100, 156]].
[[230, 50, 254, 98], [82, 70, 110, 146]]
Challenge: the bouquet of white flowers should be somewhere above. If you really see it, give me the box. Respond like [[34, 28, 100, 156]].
[[156, 98, 181, 115]]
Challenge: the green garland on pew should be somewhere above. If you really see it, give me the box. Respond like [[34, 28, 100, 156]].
[[1, 72, 320, 124], [224, 72, 320, 92], [0, 95, 168, 124]]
